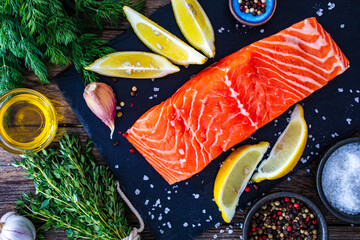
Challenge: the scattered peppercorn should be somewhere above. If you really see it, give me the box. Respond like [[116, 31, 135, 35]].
[[131, 91, 136, 97], [248, 197, 319, 240], [238, 0, 267, 16], [117, 111, 123, 117], [120, 101, 125, 107], [112, 77, 118, 82], [132, 86, 138, 92], [245, 186, 251, 192], [129, 148, 135, 153], [113, 140, 119, 146]]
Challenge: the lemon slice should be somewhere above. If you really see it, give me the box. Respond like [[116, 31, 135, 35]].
[[85, 51, 180, 78], [214, 141, 270, 223], [123, 6, 207, 65], [252, 104, 308, 183], [171, 0, 215, 58]]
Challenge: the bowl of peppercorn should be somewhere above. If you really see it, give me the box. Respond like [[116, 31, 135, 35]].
[[229, 0, 277, 27], [243, 192, 328, 240]]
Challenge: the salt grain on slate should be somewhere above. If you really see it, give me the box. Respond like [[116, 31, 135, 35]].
[[153, 87, 159, 92], [164, 207, 170, 214], [287, 177, 291, 181], [167, 196, 171, 200], [322, 116, 326, 120], [322, 143, 360, 215], [149, 96, 153, 100], [202, 209, 206, 214], [115, 165, 119, 169], [213, 234, 218, 239], [314, 109, 319, 113], [183, 222, 188, 227], [316, 144, 320, 149], [159, 229, 164, 234], [260, 29, 264, 33], [327, 2, 335, 10], [150, 184, 154, 188], [229, 229, 233, 234], [135, 189, 140, 195], [220, 229, 224, 233], [193, 193, 200, 199], [145, 200, 149, 205], [346, 118, 352, 125], [306, 169, 310, 173], [338, 88, 344, 92], [316, 8, 323, 16], [143, 175, 149, 181], [167, 222, 172, 228], [355, 97, 359, 103]]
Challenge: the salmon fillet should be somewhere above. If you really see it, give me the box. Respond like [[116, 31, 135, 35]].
[[126, 17, 349, 185]]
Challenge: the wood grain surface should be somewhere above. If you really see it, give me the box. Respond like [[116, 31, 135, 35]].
[[0, 0, 359, 239]]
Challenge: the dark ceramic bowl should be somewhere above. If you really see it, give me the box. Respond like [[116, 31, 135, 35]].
[[316, 137, 360, 224], [229, 0, 277, 27], [243, 192, 328, 240]]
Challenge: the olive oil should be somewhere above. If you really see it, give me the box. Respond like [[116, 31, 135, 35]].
[[0, 89, 57, 153]]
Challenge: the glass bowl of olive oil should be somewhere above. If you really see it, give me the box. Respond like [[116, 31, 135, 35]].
[[0, 88, 57, 154]]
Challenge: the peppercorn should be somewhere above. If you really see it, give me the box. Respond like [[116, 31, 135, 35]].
[[117, 111, 123, 117], [112, 77, 118, 82], [113, 140, 119, 146], [239, 0, 267, 16], [130, 91, 136, 97], [120, 101, 125, 107], [132, 86, 138, 92], [248, 197, 319, 240]]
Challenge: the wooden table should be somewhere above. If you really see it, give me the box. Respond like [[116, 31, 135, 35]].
[[0, 1, 359, 239]]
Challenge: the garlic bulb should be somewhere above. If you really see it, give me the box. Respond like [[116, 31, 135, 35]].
[[83, 82, 117, 139], [0, 212, 36, 240]]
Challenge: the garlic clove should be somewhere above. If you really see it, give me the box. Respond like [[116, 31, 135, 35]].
[[0, 212, 36, 240], [83, 82, 117, 139]]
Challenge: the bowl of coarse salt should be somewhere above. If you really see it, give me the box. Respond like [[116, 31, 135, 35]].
[[316, 137, 360, 223]]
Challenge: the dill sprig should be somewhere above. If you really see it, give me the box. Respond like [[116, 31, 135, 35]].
[[0, 0, 145, 94], [14, 134, 131, 240]]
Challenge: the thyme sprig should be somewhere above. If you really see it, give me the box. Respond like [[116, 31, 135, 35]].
[[0, 0, 145, 94], [14, 134, 131, 239]]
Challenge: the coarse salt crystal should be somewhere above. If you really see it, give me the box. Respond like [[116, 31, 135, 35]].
[[143, 175, 149, 181], [316, 8, 323, 16], [355, 97, 359, 103], [220, 229, 224, 233], [202, 209, 206, 214], [346, 118, 352, 125], [340, 24, 345, 28], [149, 96, 153, 100], [322, 116, 326, 120], [338, 88, 344, 92], [115, 165, 119, 169], [260, 29, 264, 33], [228, 229, 233, 234], [328, 2, 335, 10], [164, 207, 170, 214], [316, 144, 320, 149], [167, 222, 172, 228], [193, 193, 200, 199], [287, 177, 291, 181], [153, 87, 160, 92], [150, 184, 154, 188], [135, 189, 140, 195], [159, 229, 164, 234], [183, 222, 188, 227], [145, 200, 149, 205], [314, 109, 319, 113]]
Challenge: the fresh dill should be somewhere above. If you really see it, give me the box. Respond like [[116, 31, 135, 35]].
[[0, 0, 145, 94]]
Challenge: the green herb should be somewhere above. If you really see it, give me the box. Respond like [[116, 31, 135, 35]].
[[14, 133, 132, 239], [0, 0, 145, 94]]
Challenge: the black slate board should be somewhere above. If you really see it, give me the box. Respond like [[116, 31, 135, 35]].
[[55, 1, 360, 239]]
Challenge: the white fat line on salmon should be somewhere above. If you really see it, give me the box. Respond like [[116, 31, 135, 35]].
[[251, 44, 337, 77], [255, 65, 306, 97], [253, 56, 316, 94], [260, 75, 303, 100], [259, 39, 341, 70], [223, 74, 257, 127], [252, 49, 326, 87], [280, 32, 327, 50]]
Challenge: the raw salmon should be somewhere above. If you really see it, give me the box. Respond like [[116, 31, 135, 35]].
[[126, 17, 349, 185]]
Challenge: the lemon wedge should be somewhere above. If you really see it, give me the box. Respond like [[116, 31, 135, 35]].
[[85, 51, 180, 78], [252, 104, 308, 183], [214, 142, 270, 223], [171, 0, 215, 58], [123, 6, 207, 65]]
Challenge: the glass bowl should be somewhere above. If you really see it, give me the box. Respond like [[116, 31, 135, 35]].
[[0, 88, 57, 154]]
